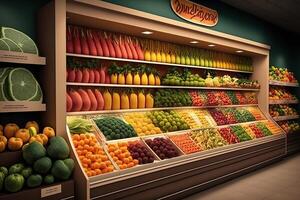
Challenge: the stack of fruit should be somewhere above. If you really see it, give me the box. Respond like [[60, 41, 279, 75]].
[[189, 91, 205, 106], [248, 124, 265, 138], [127, 141, 156, 164], [269, 87, 298, 101], [269, 66, 298, 83], [68, 89, 154, 112], [209, 109, 229, 125], [107, 142, 139, 169], [189, 129, 228, 150], [243, 92, 258, 104], [221, 108, 238, 124], [230, 125, 252, 142], [175, 110, 200, 129], [193, 110, 215, 128], [0, 121, 54, 153], [256, 122, 273, 136], [94, 117, 137, 140], [218, 127, 239, 144], [72, 133, 114, 176], [278, 121, 300, 134], [168, 134, 201, 154], [0, 137, 74, 193], [0, 68, 43, 102], [265, 121, 283, 135], [269, 105, 298, 117], [231, 108, 256, 123], [226, 91, 239, 105], [123, 113, 162, 136], [235, 92, 248, 104], [145, 138, 180, 160], [147, 111, 190, 132], [247, 107, 265, 120], [154, 89, 192, 107]]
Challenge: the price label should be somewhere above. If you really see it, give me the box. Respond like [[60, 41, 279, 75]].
[[41, 184, 62, 198]]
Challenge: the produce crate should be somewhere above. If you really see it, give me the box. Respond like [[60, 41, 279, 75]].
[[0, 180, 74, 200], [167, 132, 201, 154]]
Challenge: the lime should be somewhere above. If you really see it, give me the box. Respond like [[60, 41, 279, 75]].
[[1, 27, 38, 55], [0, 39, 9, 51], [1, 38, 22, 52], [30, 82, 43, 102], [8, 68, 40, 101]]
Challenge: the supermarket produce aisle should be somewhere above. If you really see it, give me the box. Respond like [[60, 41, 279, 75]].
[[183, 153, 300, 200]]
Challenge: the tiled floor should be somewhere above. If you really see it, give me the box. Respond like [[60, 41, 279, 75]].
[[183, 153, 300, 200]]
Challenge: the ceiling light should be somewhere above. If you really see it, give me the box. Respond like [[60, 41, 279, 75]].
[[142, 31, 153, 35], [190, 41, 199, 44], [236, 50, 243, 53], [208, 44, 215, 47]]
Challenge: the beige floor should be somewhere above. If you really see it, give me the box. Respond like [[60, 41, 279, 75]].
[[183, 153, 300, 200]]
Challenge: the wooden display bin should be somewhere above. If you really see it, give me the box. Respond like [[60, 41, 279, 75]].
[[0, 180, 74, 200], [0, 151, 22, 167]]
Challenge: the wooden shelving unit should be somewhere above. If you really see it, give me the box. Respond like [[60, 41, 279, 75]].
[[0, 50, 46, 65], [0, 101, 46, 113], [38, 1, 285, 199], [67, 53, 252, 73], [269, 99, 298, 104], [269, 80, 299, 87], [66, 82, 259, 91], [273, 115, 299, 122]]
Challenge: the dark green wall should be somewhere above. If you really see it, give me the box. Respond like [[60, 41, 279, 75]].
[[0, 0, 299, 87]]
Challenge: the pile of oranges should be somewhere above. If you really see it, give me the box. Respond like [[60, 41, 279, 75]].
[[72, 133, 114, 177], [107, 142, 139, 170]]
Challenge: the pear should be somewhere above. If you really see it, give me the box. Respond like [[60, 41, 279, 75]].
[[166, 53, 171, 63], [185, 56, 190, 65], [156, 51, 162, 62], [180, 55, 186, 65], [171, 54, 176, 63], [145, 50, 151, 61], [151, 51, 157, 62], [176, 55, 181, 64], [161, 52, 166, 63], [195, 57, 200, 66], [190, 57, 195, 65]]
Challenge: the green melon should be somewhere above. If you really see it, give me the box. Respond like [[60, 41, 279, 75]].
[[7, 68, 41, 101], [1, 38, 22, 52], [1, 27, 38, 55], [0, 39, 9, 51]]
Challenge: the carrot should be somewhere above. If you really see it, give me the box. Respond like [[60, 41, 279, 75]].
[[86, 29, 97, 56], [98, 31, 110, 57], [92, 30, 103, 56], [66, 25, 74, 53], [134, 38, 144, 60], [128, 37, 138, 59], [124, 36, 133, 59], [105, 32, 116, 57], [73, 27, 81, 54], [112, 34, 122, 58], [119, 35, 128, 59], [80, 28, 90, 55]]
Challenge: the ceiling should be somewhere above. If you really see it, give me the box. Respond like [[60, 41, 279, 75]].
[[221, 0, 300, 34]]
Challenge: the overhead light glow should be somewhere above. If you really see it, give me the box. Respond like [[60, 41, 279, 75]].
[[236, 50, 243, 53], [190, 41, 199, 44], [208, 44, 216, 47], [142, 31, 153, 35]]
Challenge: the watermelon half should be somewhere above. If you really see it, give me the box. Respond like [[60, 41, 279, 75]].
[[1, 27, 38, 55]]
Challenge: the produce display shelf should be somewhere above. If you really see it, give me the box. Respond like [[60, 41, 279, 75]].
[[66, 53, 253, 74], [269, 99, 299, 105], [0, 50, 46, 65], [66, 82, 260, 91], [273, 115, 300, 121], [0, 101, 46, 113], [67, 104, 259, 116], [269, 80, 299, 87]]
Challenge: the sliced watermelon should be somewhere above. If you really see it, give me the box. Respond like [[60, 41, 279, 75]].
[[7, 68, 40, 101], [1, 27, 38, 55]]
